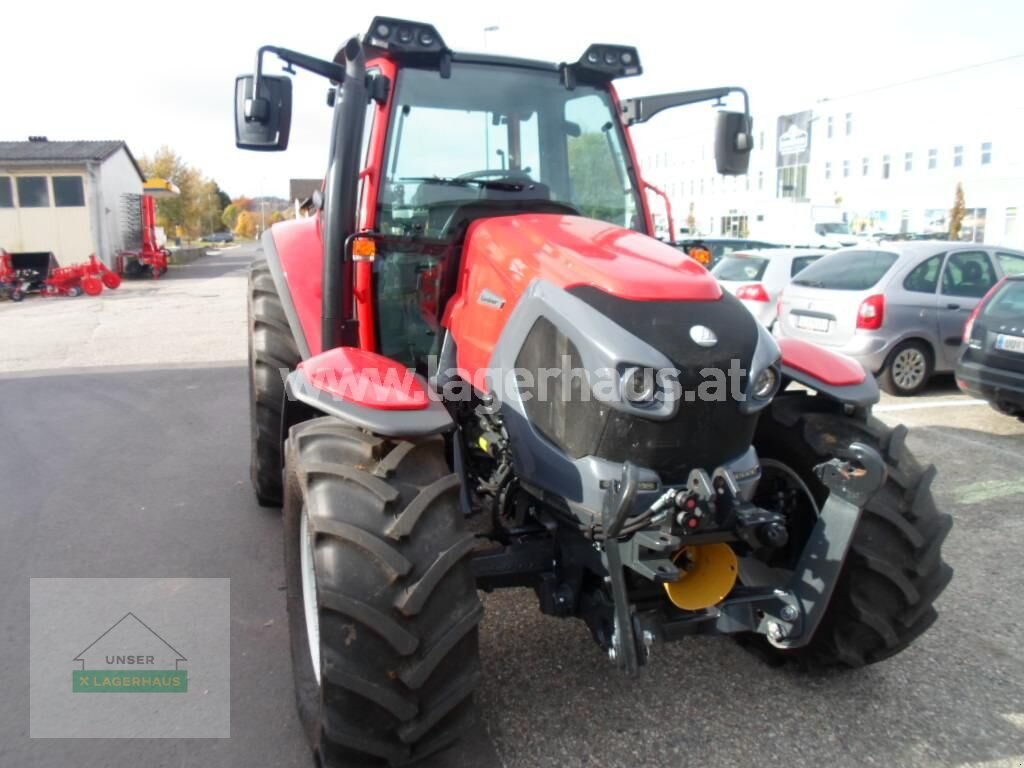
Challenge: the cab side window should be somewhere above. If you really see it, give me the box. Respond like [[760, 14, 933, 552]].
[[941, 251, 997, 298], [903, 254, 943, 293]]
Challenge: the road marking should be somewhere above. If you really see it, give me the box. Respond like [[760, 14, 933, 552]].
[[958, 758, 1024, 768], [955, 479, 1024, 505], [875, 398, 987, 413], [1003, 713, 1024, 731]]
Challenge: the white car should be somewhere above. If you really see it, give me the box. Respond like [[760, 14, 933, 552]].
[[711, 248, 828, 326]]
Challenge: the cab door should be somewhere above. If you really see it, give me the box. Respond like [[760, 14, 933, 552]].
[[936, 249, 999, 369]]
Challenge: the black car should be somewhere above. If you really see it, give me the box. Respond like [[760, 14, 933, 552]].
[[204, 231, 235, 243], [674, 237, 782, 268], [957, 275, 1024, 419]]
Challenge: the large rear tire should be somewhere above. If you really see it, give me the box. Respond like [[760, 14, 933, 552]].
[[283, 418, 482, 767], [248, 258, 301, 506], [746, 393, 953, 669]]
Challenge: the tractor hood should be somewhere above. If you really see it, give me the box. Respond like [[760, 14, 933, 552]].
[[446, 213, 727, 381], [461, 213, 722, 301]]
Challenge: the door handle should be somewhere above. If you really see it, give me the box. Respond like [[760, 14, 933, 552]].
[[946, 303, 960, 310]]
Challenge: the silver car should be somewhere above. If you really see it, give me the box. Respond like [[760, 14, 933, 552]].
[[775, 242, 1024, 395], [712, 248, 828, 327]]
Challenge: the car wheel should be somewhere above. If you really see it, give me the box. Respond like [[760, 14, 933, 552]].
[[880, 341, 933, 396]]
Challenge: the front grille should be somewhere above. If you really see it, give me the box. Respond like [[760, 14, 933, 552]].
[[515, 286, 760, 482]]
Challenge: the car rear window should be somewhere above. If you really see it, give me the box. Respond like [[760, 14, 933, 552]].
[[791, 250, 898, 290], [713, 255, 768, 281], [981, 280, 1024, 320], [790, 255, 822, 277]]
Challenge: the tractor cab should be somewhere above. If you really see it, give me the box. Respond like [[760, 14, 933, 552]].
[[235, 17, 752, 362]]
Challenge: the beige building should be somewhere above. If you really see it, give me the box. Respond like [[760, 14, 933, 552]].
[[0, 138, 146, 267]]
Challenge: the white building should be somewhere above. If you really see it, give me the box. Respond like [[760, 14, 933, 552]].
[[0, 138, 146, 266], [635, 57, 1024, 247]]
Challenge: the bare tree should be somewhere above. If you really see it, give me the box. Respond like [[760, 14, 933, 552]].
[[949, 182, 966, 240]]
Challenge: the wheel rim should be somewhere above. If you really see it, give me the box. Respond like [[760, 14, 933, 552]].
[[892, 348, 927, 391], [299, 505, 321, 685]]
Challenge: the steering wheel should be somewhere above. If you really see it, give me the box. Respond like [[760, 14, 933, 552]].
[[456, 168, 533, 182]]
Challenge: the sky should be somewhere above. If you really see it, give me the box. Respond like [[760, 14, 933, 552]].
[[3, 0, 1021, 199]]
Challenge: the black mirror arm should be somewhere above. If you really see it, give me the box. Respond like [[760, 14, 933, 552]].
[[254, 45, 348, 95], [621, 86, 749, 125]]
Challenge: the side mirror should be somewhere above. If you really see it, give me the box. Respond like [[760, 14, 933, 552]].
[[715, 111, 752, 175], [235, 75, 292, 151]]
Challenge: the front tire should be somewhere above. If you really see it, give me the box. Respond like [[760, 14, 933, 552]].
[[248, 258, 301, 506], [747, 394, 953, 669], [283, 418, 482, 767]]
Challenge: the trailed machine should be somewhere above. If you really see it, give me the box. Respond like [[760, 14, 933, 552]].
[[235, 19, 952, 767]]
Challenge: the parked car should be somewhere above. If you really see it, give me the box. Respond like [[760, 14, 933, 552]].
[[674, 237, 783, 268], [775, 242, 1024, 395], [711, 247, 828, 327], [956, 275, 1024, 419], [204, 231, 235, 243]]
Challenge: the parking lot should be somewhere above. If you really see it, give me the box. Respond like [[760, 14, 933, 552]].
[[1, 245, 1022, 768]]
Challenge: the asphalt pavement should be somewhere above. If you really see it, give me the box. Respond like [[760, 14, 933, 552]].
[[2, 245, 1022, 768]]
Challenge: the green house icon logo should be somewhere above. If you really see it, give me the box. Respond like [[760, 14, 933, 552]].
[[72, 612, 188, 693]]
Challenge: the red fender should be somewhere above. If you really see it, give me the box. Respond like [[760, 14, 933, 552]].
[[286, 347, 453, 437], [265, 216, 324, 358], [777, 338, 879, 405], [298, 347, 429, 410]]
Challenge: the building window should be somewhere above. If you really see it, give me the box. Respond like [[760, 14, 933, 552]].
[[16, 176, 50, 207], [824, 161, 832, 180], [53, 176, 85, 207], [928, 149, 938, 170], [981, 142, 992, 165], [1006, 207, 1018, 236], [953, 145, 963, 168], [759, 131, 764, 151], [905, 151, 913, 172], [690, 180, 694, 195], [842, 160, 850, 178], [882, 154, 891, 179], [757, 171, 763, 190], [862, 157, 870, 176], [777, 166, 807, 199], [827, 116, 833, 138], [845, 112, 853, 136], [0, 176, 13, 208], [700, 179, 704, 194]]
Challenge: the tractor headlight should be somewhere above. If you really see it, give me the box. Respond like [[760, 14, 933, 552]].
[[751, 367, 779, 400]]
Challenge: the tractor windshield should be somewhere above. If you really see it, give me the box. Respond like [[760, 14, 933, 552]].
[[378, 62, 644, 238]]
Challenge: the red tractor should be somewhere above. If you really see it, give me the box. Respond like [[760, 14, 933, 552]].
[[236, 19, 951, 767]]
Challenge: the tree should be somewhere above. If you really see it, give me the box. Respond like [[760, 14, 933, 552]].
[[235, 210, 259, 239], [949, 182, 966, 241], [139, 146, 228, 239]]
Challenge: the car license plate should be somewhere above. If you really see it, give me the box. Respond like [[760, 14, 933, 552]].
[[795, 314, 830, 333], [996, 333, 1024, 354]]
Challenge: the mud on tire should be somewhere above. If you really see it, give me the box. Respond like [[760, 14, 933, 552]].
[[248, 258, 301, 506], [746, 393, 953, 669], [283, 418, 483, 767]]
